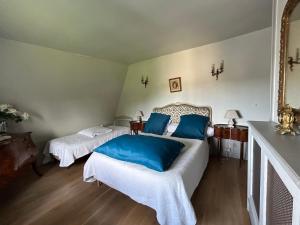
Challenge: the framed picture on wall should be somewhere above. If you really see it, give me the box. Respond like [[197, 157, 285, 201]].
[[169, 77, 182, 93]]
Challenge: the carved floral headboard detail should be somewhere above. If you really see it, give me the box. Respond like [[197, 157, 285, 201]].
[[153, 103, 212, 124]]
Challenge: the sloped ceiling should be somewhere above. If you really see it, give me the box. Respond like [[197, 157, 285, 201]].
[[0, 0, 272, 64]]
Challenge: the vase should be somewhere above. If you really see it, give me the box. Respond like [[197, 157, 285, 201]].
[[0, 120, 7, 133]]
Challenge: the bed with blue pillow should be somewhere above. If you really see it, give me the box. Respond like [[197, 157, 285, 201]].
[[83, 103, 212, 225]]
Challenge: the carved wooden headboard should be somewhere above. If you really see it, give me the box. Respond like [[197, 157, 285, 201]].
[[153, 103, 212, 124]]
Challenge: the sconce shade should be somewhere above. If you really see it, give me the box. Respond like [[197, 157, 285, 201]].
[[224, 110, 240, 119]]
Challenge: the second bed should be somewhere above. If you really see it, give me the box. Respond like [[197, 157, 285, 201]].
[[44, 125, 130, 167]]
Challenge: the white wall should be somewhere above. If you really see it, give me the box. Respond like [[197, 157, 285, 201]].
[[117, 28, 272, 126], [0, 37, 127, 150]]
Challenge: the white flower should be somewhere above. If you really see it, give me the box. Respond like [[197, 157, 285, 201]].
[[0, 104, 30, 122], [0, 104, 13, 112], [22, 112, 30, 120], [7, 108, 17, 115]]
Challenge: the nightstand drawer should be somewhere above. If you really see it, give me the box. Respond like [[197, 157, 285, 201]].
[[222, 128, 230, 139], [214, 127, 223, 138], [130, 121, 146, 135], [231, 128, 240, 140], [239, 129, 248, 142], [131, 123, 140, 130]]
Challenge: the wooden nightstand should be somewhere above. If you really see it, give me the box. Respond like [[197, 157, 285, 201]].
[[0, 132, 42, 187], [214, 124, 248, 166], [130, 121, 146, 135]]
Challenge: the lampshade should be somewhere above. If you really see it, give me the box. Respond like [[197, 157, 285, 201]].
[[135, 111, 144, 122], [136, 110, 144, 117], [224, 110, 240, 119]]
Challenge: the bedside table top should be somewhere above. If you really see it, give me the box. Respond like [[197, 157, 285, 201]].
[[214, 124, 248, 130], [130, 120, 147, 124], [214, 124, 248, 142]]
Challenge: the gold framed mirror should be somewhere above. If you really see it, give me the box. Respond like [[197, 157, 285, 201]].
[[278, 0, 300, 130]]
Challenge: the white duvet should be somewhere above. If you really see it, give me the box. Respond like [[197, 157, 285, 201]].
[[83, 133, 209, 225], [44, 126, 130, 167]]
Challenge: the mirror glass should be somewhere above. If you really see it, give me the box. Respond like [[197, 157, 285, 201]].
[[286, 3, 300, 109]]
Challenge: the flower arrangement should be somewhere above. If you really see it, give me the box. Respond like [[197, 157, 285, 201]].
[[0, 104, 30, 122]]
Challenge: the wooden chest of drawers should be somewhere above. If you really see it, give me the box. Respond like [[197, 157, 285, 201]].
[[0, 132, 41, 187]]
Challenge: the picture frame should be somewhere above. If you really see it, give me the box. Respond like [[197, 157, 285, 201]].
[[169, 77, 182, 93]]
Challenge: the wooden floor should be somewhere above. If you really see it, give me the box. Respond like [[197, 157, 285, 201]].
[[0, 157, 250, 225]]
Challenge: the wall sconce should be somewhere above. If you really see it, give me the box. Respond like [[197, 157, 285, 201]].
[[141, 76, 149, 88], [211, 60, 224, 80], [288, 48, 300, 71]]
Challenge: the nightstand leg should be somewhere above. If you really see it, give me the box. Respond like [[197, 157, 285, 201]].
[[218, 138, 222, 159], [32, 161, 43, 177], [97, 181, 102, 187], [240, 142, 244, 167]]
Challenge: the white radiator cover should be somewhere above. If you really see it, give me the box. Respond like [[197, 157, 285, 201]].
[[247, 121, 300, 225]]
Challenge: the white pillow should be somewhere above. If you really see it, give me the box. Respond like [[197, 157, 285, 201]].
[[167, 123, 179, 133], [78, 126, 112, 138], [206, 126, 214, 137]]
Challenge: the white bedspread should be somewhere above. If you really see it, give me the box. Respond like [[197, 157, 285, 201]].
[[83, 133, 209, 225], [44, 126, 130, 167]]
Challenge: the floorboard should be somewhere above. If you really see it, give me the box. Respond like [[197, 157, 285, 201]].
[[0, 157, 250, 225]]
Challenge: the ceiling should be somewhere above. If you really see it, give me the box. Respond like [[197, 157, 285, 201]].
[[0, 0, 272, 64]]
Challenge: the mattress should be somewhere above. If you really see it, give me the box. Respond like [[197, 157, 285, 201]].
[[83, 133, 209, 225], [44, 126, 130, 167]]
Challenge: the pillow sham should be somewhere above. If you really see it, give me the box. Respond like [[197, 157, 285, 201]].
[[166, 123, 214, 137], [144, 113, 171, 135], [94, 134, 184, 172], [171, 114, 209, 140], [78, 126, 112, 138]]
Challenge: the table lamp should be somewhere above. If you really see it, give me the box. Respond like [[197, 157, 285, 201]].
[[136, 110, 144, 122], [225, 110, 240, 128]]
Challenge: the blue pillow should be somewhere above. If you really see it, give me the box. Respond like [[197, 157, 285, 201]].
[[171, 114, 209, 140], [94, 134, 184, 172], [144, 113, 170, 135]]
